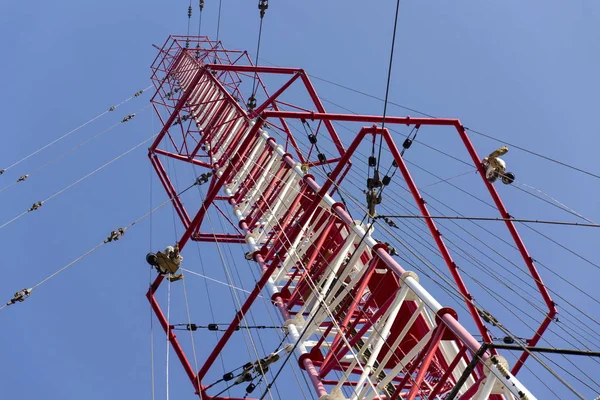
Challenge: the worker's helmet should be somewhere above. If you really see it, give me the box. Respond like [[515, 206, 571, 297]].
[[501, 172, 515, 185], [146, 252, 158, 266]]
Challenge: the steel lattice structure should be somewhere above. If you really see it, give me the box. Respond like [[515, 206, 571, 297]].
[[146, 36, 553, 400]]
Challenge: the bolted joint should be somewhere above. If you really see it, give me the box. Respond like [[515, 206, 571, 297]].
[[435, 306, 458, 326], [400, 271, 419, 284]]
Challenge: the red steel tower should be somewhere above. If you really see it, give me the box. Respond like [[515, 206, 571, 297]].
[[147, 36, 551, 399]]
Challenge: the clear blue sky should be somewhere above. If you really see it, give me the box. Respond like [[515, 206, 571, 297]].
[[1, 1, 599, 399]]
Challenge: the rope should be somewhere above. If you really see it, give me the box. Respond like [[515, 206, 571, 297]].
[[465, 126, 600, 181], [0, 86, 151, 174], [179, 268, 265, 297], [149, 159, 156, 400], [511, 180, 595, 224], [166, 280, 171, 400]]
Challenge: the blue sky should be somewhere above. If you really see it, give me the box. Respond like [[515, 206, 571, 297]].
[[1, 1, 599, 399]]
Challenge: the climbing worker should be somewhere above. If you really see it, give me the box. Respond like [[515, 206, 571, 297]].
[[28, 201, 43, 212], [104, 228, 125, 243], [146, 244, 183, 281], [6, 288, 32, 306], [121, 114, 135, 123], [17, 174, 29, 182], [482, 146, 515, 185]]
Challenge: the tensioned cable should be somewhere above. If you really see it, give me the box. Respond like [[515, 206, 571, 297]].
[[523, 222, 600, 274], [0, 180, 198, 311], [510, 181, 595, 224], [149, 154, 156, 400], [250, 0, 268, 105], [216, 0, 223, 43], [517, 180, 594, 223], [0, 86, 152, 174], [166, 280, 171, 400], [377, 214, 600, 228], [385, 193, 600, 346], [0, 133, 157, 231], [375, 0, 402, 174], [0, 105, 151, 195], [465, 126, 600, 181]]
